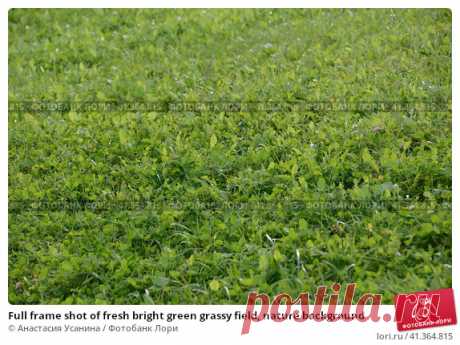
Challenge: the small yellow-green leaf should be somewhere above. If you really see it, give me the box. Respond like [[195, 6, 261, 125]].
[[362, 148, 379, 173], [118, 129, 129, 145], [299, 218, 307, 230], [209, 279, 221, 291], [273, 248, 285, 263], [210, 134, 217, 148], [258, 255, 269, 271], [240, 277, 256, 286]]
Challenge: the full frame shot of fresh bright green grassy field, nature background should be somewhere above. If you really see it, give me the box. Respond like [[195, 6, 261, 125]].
[[8, 9, 451, 304]]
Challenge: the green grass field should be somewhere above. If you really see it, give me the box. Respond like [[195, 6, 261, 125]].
[[8, 9, 451, 304]]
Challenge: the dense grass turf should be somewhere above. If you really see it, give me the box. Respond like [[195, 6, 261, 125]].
[[8, 9, 451, 304]]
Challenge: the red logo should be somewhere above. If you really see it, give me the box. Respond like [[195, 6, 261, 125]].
[[394, 288, 457, 331]]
